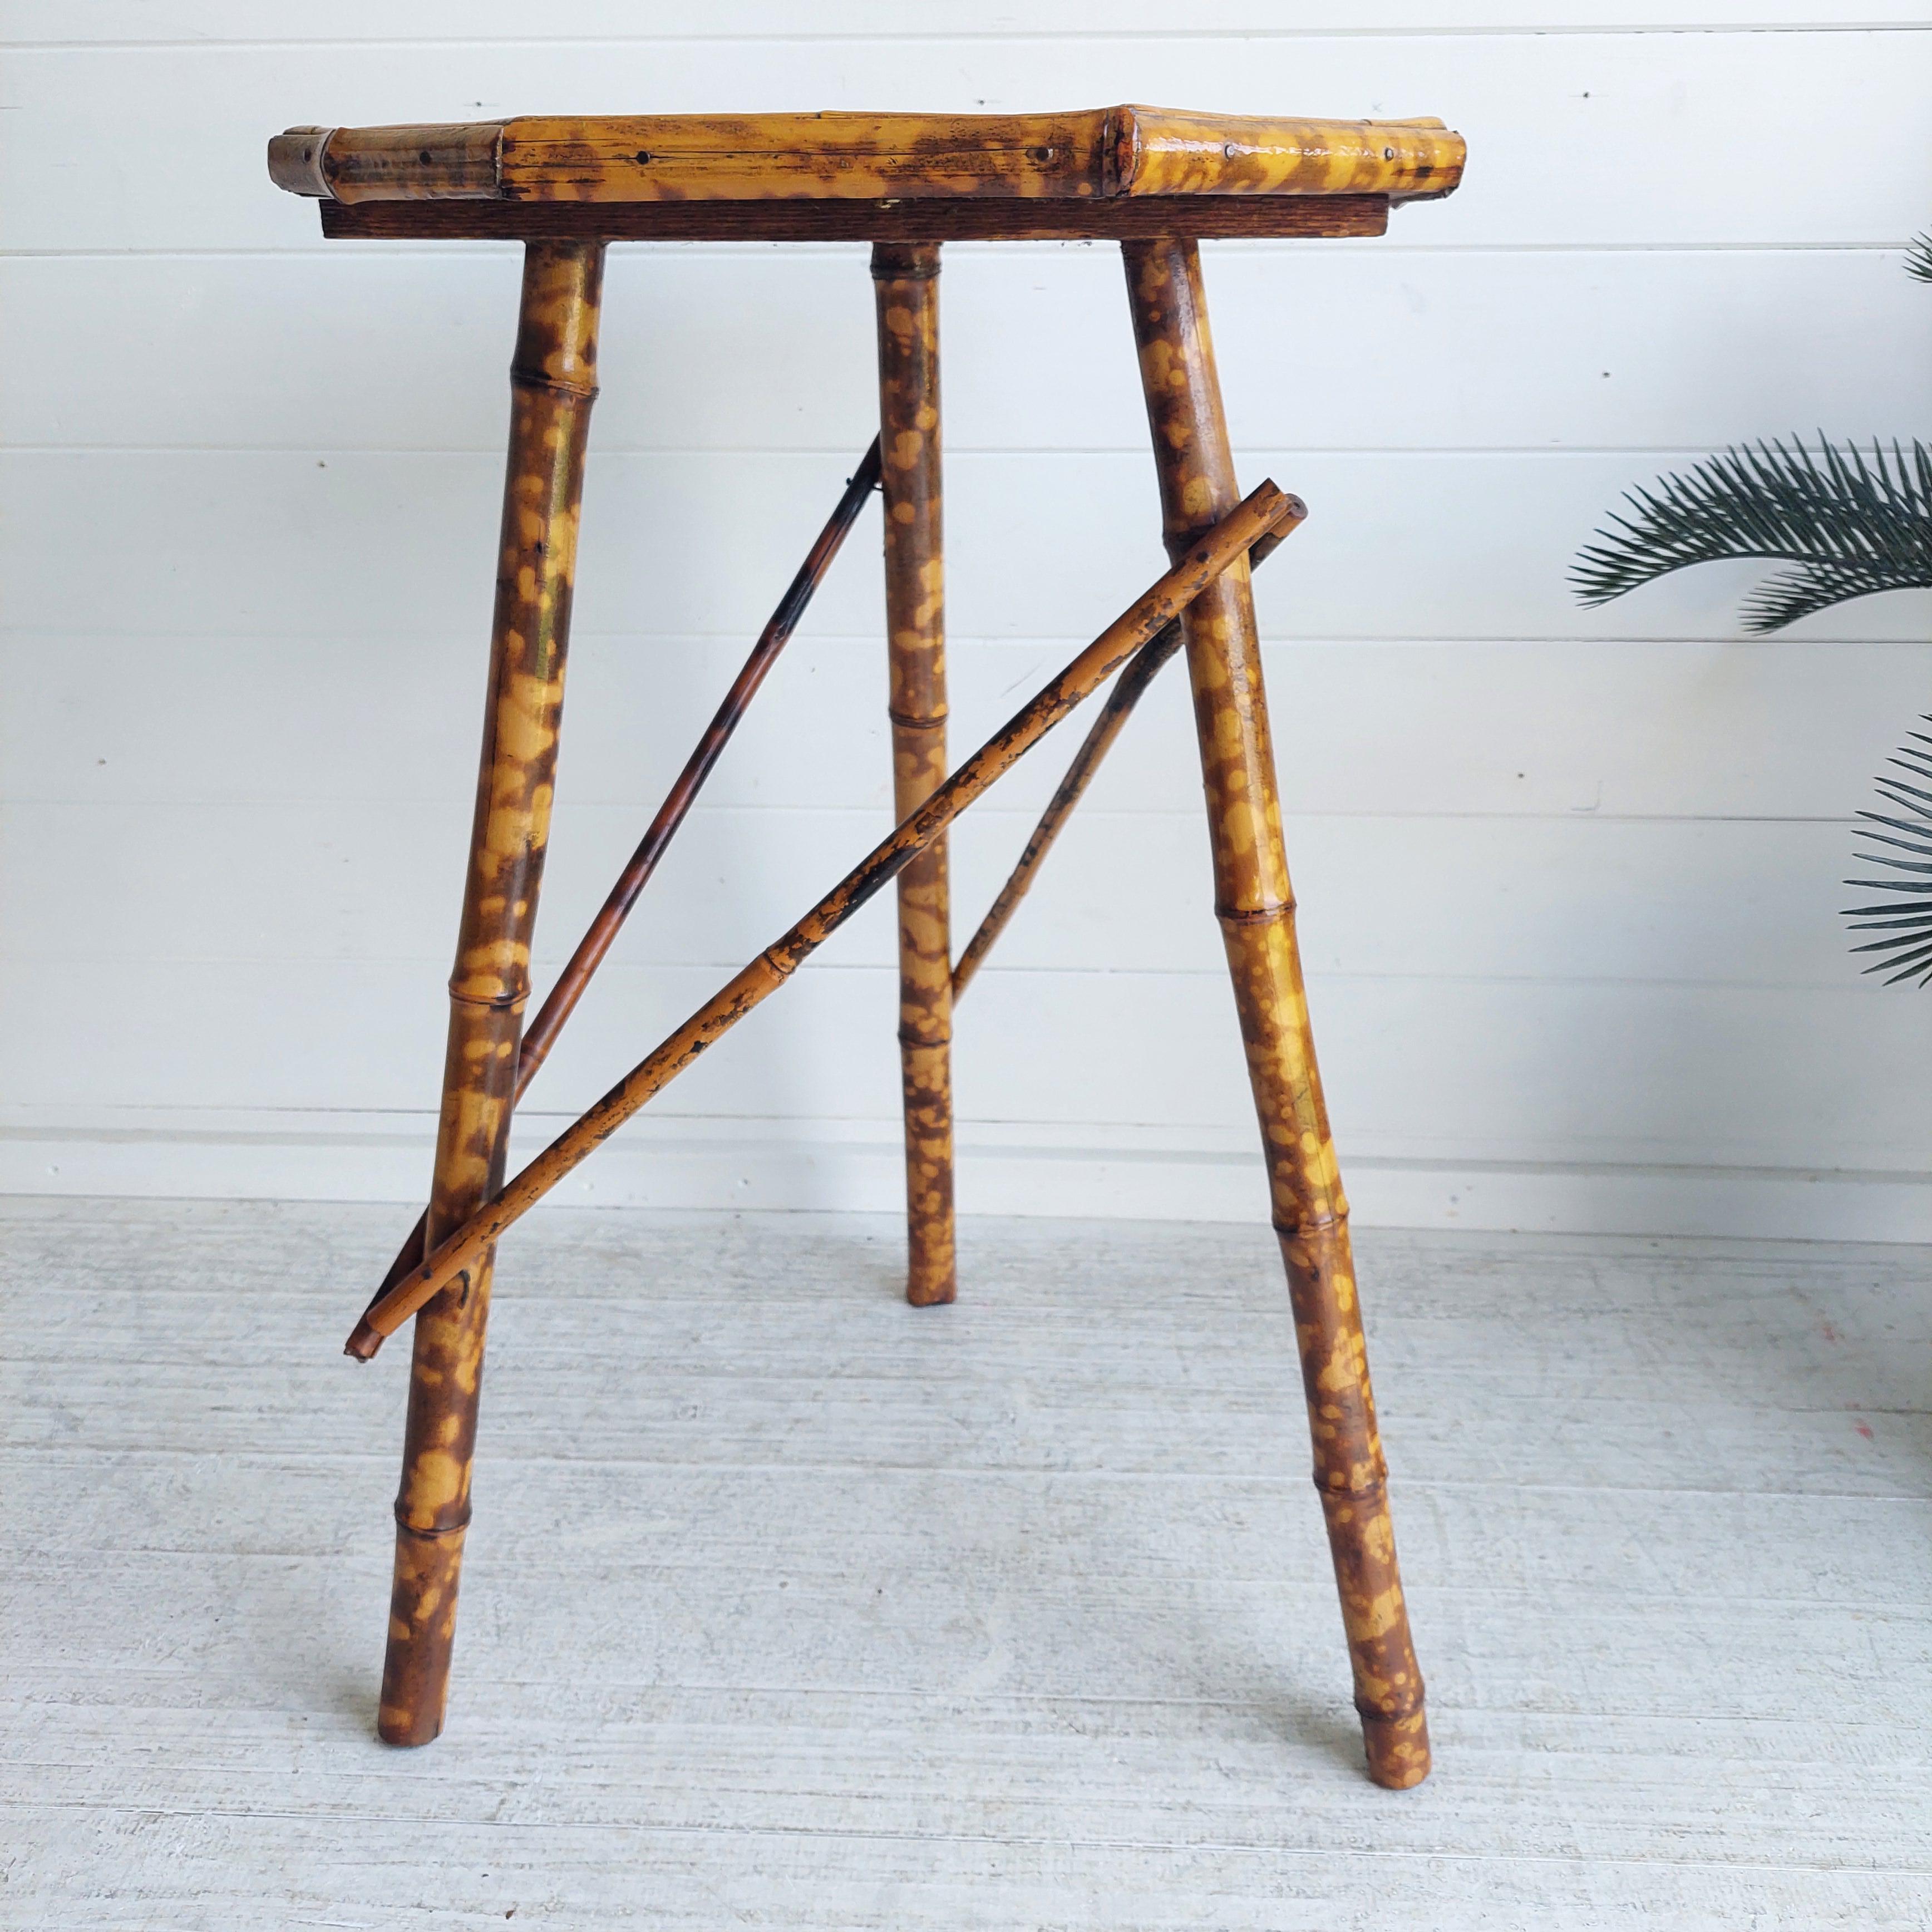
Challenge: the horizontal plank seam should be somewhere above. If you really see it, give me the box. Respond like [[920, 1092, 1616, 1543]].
[[1, 801, 1882, 827], [7, 958, 1922, 997], [2, 1795, 1925, 1875], [16, 444, 1932, 462], [18, 1454, 1932, 1499], [17, 25, 1932, 50], [6, 628, 1925, 653], [12, 1451, 1932, 1497]]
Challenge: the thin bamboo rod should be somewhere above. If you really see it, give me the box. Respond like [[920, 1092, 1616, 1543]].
[[346, 481, 1302, 1360], [358, 439, 883, 1314], [1123, 233, 1428, 1791], [378, 238, 604, 1749], [518, 435, 884, 1098], [949, 521, 1290, 1002], [872, 240, 955, 1307]]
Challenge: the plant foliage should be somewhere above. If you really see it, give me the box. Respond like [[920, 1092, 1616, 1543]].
[[1574, 231, 1932, 985], [1844, 720, 1932, 985], [1570, 436, 1932, 634]]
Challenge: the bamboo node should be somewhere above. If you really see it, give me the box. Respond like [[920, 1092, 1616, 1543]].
[[445, 983, 529, 1012], [509, 369, 601, 402], [1215, 898, 1295, 925], [897, 1025, 954, 1048], [869, 241, 943, 280], [393, 1502, 474, 1538], [1270, 1213, 1349, 1239], [1315, 1474, 1388, 1506]]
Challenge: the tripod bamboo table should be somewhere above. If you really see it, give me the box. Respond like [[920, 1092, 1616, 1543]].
[[269, 105, 1466, 1789]]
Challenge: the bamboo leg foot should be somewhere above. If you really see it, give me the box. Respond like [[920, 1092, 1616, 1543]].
[[872, 241, 956, 1308], [377, 238, 604, 1746], [1123, 234, 1429, 1788]]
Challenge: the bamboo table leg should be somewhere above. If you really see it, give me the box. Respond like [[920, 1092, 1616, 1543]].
[[377, 238, 604, 1747], [871, 241, 955, 1307], [1122, 236, 1431, 1789]]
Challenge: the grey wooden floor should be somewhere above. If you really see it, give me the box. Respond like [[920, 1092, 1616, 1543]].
[[2, 1197, 1928, 1929]]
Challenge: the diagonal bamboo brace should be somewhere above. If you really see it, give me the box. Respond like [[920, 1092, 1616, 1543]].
[[508, 435, 883, 1101], [951, 519, 1293, 1000], [347, 480, 1304, 1359], [359, 438, 883, 1317]]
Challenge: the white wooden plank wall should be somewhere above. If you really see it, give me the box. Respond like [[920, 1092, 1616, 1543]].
[[6, 3, 1932, 1238]]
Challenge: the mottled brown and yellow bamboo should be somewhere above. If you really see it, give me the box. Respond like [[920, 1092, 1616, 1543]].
[[361, 438, 883, 1313], [1123, 234, 1428, 1791], [1105, 109, 1459, 201], [950, 520, 1292, 1001], [270, 110, 1463, 207], [346, 481, 1303, 1358], [873, 241, 954, 1307], [377, 238, 604, 1751]]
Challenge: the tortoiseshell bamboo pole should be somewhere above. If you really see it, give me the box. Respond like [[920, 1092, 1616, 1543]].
[[871, 241, 955, 1307], [377, 239, 604, 1749], [951, 523, 1292, 1001], [359, 438, 883, 1315], [347, 482, 1303, 1358], [1122, 235, 1430, 1791]]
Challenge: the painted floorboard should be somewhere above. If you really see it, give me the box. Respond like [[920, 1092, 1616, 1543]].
[[2, 1200, 1928, 1928]]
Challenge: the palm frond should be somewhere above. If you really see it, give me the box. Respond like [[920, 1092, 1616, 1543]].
[[1571, 436, 1932, 633], [1844, 716, 1932, 985], [1906, 231, 1932, 283]]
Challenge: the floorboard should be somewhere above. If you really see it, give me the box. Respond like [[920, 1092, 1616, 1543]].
[[2, 1198, 1928, 1929]]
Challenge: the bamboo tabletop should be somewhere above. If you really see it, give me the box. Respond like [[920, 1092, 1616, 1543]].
[[268, 106, 1465, 243]]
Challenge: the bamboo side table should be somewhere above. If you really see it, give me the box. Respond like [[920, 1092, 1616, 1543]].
[[269, 105, 1466, 1789]]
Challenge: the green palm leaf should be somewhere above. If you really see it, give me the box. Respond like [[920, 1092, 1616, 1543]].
[[1571, 436, 1932, 633], [1844, 719, 1932, 985]]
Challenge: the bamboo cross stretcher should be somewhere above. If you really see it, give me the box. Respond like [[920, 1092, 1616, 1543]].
[[348, 481, 1302, 1353], [358, 445, 1290, 1313], [272, 103, 1463, 1792]]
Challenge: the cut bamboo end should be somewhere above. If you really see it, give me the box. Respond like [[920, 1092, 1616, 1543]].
[[267, 126, 335, 197], [905, 1269, 957, 1308], [1359, 1705, 1432, 1789], [376, 1520, 470, 1747]]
